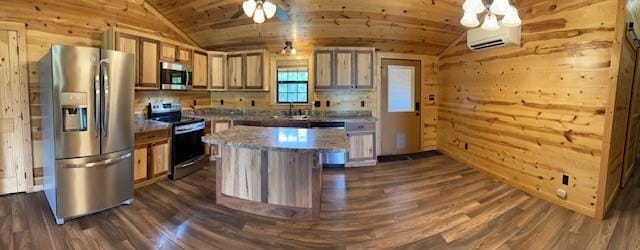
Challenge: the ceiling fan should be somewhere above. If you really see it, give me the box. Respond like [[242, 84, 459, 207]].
[[231, 0, 290, 23]]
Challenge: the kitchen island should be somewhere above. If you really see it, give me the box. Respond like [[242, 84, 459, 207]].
[[202, 126, 349, 220]]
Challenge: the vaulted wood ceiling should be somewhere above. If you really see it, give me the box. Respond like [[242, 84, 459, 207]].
[[146, 0, 467, 55]]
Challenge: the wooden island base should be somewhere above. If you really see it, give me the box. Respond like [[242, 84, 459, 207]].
[[215, 146, 323, 220]]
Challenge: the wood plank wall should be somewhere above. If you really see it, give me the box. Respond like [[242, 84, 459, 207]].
[[438, 0, 621, 218], [597, 0, 640, 219], [0, 0, 195, 187]]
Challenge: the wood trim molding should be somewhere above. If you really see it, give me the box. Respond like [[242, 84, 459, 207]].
[[0, 21, 34, 193], [438, 32, 466, 58], [139, 0, 200, 47]]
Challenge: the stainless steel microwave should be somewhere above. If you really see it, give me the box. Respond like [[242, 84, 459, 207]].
[[160, 61, 192, 90]]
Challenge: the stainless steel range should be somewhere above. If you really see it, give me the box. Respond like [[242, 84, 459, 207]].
[[148, 103, 205, 179]]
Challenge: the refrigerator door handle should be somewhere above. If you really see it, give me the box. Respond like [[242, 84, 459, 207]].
[[100, 58, 110, 138], [93, 62, 101, 138], [62, 152, 131, 169]]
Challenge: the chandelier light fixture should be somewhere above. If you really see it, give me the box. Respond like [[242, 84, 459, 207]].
[[460, 0, 521, 30], [281, 41, 297, 55], [242, 0, 277, 24]]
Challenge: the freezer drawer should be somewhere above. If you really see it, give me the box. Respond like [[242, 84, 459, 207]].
[[55, 149, 133, 220]]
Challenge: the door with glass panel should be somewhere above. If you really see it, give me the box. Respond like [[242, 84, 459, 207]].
[[381, 59, 421, 155]]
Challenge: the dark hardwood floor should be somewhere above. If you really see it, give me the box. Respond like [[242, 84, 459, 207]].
[[1, 154, 639, 249]]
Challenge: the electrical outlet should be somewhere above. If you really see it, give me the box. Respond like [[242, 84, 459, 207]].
[[429, 95, 435, 101], [464, 143, 468, 150], [562, 174, 569, 185], [220, 99, 224, 105], [251, 100, 255, 107], [314, 101, 321, 107], [193, 99, 197, 106], [361, 101, 365, 107], [326, 100, 331, 107]]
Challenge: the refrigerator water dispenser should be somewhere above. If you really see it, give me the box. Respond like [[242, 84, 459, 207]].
[[60, 92, 88, 132]]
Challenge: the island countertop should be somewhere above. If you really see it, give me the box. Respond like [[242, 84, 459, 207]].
[[202, 125, 349, 153]]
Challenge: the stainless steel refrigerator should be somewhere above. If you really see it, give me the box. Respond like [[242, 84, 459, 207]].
[[39, 44, 135, 224]]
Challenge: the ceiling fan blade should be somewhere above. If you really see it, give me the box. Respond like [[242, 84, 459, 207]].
[[231, 8, 244, 19], [274, 7, 289, 21]]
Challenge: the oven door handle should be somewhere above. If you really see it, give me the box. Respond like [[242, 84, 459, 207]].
[[175, 126, 204, 135]]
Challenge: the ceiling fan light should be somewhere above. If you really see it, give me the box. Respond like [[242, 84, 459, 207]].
[[481, 13, 500, 31], [290, 48, 297, 55], [462, 0, 486, 14], [460, 11, 480, 27], [253, 6, 266, 23], [501, 6, 521, 27], [242, 0, 257, 17], [489, 0, 512, 15], [263, 1, 277, 19]]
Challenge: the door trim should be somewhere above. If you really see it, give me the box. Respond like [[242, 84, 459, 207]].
[[0, 22, 33, 193]]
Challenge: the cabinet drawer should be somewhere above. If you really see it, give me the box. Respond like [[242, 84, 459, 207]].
[[135, 128, 171, 146], [346, 122, 375, 132]]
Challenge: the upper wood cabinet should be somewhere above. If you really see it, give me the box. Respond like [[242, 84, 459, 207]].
[[160, 43, 177, 62], [227, 54, 243, 89], [192, 51, 208, 89], [245, 53, 263, 89], [177, 47, 192, 64], [209, 54, 225, 89], [335, 51, 354, 88], [225, 50, 267, 90], [139, 38, 160, 88], [314, 50, 333, 89], [355, 51, 374, 88], [115, 33, 139, 85], [314, 48, 375, 90]]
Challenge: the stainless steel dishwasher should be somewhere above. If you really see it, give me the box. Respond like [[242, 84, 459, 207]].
[[310, 121, 346, 167]]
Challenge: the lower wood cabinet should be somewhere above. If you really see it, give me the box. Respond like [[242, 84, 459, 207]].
[[133, 147, 148, 182], [134, 128, 171, 188], [345, 121, 377, 167]]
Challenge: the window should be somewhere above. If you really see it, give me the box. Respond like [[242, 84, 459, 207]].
[[387, 65, 415, 112], [277, 67, 308, 103]]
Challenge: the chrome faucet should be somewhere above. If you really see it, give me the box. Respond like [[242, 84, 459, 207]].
[[288, 102, 294, 116]]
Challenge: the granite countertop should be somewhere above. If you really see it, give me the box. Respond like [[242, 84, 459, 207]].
[[202, 126, 350, 153], [134, 119, 172, 133], [189, 113, 377, 123]]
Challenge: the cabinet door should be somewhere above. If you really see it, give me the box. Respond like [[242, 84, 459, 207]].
[[314, 51, 333, 89], [347, 132, 376, 162], [134, 147, 148, 183], [209, 55, 225, 89], [335, 51, 354, 88], [115, 33, 139, 85], [192, 51, 208, 88], [177, 47, 192, 64], [160, 43, 177, 62], [355, 51, 374, 89], [227, 54, 243, 89], [139, 38, 160, 88], [245, 53, 263, 89], [151, 142, 170, 176]]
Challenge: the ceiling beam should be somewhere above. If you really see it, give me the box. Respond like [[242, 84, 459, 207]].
[[138, 0, 201, 47]]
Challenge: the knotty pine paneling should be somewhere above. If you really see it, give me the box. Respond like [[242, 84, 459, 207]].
[[146, 0, 466, 55], [4, 0, 195, 187], [598, 0, 640, 218], [209, 91, 376, 112], [135, 91, 211, 116], [438, 0, 621, 218]]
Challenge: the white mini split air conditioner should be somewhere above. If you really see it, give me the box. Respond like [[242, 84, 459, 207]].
[[467, 24, 521, 52]]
